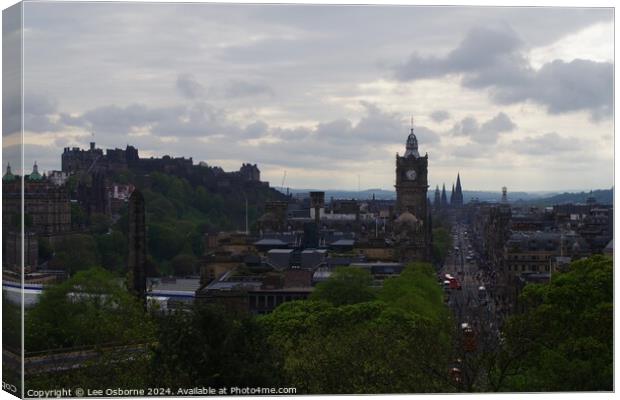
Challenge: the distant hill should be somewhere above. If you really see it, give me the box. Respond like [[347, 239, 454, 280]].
[[276, 187, 613, 205], [516, 188, 613, 206]]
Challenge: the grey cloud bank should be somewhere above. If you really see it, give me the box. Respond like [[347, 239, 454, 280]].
[[9, 3, 613, 191], [395, 25, 613, 121], [450, 112, 517, 144]]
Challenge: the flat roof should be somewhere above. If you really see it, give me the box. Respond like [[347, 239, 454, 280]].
[[206, 281, 262, 291], [254, 238, 288, 245], [330, 239, 355, 246], [148, 278, 202, 292]]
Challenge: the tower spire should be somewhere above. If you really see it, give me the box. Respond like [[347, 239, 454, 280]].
[[404, 117, 419, 158], [453, 173, 463, 207], [441, 184, 448, 207], [501, 186, 508, 203]]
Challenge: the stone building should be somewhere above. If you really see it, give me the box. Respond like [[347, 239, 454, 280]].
[[502, 231, 589, 275], [2, 162, 71, 236], [196, 266, 314, 314], [553, 202, 613, 253], [4, 231, 38, 273], [2, 163, 71, 273], [239, 163, 260, 182], [61, 142, 104, 173], [62, 142, 140, 174]]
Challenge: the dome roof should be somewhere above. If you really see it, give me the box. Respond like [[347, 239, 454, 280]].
[[259, 212, 278, 222], [396, 212, 418, 225], [28, 162, 42, 181]]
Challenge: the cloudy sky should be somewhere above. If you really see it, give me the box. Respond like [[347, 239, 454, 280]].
[[4, 2, 614, 191]]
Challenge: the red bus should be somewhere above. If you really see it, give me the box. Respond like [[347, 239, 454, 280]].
[[444, 274, 461, 290]]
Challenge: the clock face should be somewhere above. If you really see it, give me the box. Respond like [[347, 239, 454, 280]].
[[406, 169, 417, 181]]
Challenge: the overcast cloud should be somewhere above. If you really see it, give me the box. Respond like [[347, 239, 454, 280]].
[[3, 3, 613, 191], [395, 25, 613, 120]]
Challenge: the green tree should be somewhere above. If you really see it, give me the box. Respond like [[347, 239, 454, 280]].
[[2, 293, 22, 393], [2, 293, 21, 351], [70, 203, 87, 228], [150, 304, 281, 389], [432, 227, 452, 263], [38, 237, 53, 263], [147, 223, 184, 260], [493, 255, 612, 391], [310, 267, 377, 306], [170, 254, 198, 276], [25, 267, 155, 352], [24, 267, 154, 391], [89, 212, 112, 235], [51, 234, 101, 275], [147, 196, 177, 220], [95, 230, 127, 272], [379, 263, 451, 325], [261, 262, 454, 394], [261, 300, 452, 393]]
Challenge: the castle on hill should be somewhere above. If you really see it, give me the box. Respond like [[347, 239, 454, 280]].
[[61, 142, 262, 183]]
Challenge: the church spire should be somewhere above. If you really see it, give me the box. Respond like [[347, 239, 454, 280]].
[[440, 184, 448, 207], [434, 185, 440, 209], [452, 173, 463, 207], [450, 183, 455, 205]]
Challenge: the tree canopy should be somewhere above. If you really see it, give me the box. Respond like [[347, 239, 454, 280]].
[[310, 266, 377, 306], [150, 304, 281, 389], [261, 262, 454, 394], [50, 234, 101, 275], [494, 255, 613, 391], [25, 267, 155, 352]]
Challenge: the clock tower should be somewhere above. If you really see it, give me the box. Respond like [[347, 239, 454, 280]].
[[395, 126, 428, 219], [394, 124, 431, 262]]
